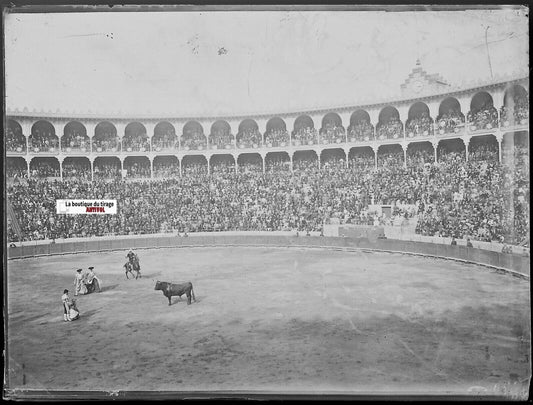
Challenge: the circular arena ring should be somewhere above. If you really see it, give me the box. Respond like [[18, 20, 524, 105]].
[[5, 239, 531, 399]]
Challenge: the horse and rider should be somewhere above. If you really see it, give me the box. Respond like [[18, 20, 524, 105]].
[[124, 248, 142, 279]]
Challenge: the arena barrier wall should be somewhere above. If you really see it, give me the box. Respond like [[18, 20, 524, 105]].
[[6, 234, 529, 278]]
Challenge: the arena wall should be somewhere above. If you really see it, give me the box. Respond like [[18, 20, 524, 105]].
[[6, 234, 529, 278]]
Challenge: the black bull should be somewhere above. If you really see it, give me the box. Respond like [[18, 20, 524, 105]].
[[154, 281, 196, 306]]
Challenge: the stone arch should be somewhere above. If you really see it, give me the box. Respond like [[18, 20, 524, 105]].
[[436, 97, 465, 135], [62, 121, 90, 152], [210, 120, 234, 150], [6, 119, 26, 153], [468, 92, 498, 131], [237, 119, 262, 148], [182, 121, 207, 151], [94, 122, 119, 152], [153, 122, 177, 151], [348, 110, 374, 142], [265, 117, 289, 147], [30, 120, 58, 152], [292, 115, 317, 146], [376, 106, 403, 140], [124, 122, 150, 152], [406, 102, 433, 138]]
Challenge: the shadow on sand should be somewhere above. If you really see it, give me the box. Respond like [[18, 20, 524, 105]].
[[99, 284, 119, 293]]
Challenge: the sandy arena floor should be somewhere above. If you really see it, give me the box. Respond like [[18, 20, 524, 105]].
[[5, 246, 531, 397]]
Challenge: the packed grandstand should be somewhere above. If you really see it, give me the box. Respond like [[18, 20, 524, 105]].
[[5, 76, 530, 248]]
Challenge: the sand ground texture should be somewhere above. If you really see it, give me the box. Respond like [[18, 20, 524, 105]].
[[6, 247, 531, 397]]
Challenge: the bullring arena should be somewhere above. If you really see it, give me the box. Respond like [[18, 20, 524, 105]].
[[4, 8, 530, 399], [5, 234, 531, 398]]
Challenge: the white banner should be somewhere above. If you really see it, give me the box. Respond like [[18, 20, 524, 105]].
[[56, 199, 117, 214]]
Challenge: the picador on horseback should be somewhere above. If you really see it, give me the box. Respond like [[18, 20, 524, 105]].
[[124, 248, 142, 279]]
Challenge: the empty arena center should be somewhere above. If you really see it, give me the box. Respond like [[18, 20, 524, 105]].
[[4, 6, 530, 400]]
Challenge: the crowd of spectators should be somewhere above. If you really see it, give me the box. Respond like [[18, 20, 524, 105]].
[[92, 135, 120, 152], [347, 119, 374, 142], [211, 159, 235, 174], [62, 132, 90, 152], [210, 128, 234, 150], [237, 128, 262, 149], [7, 145, 529, 246], [29, 161, 60, 178], [265, 156, 290, 172], [7, 126, 26, 153], [29, 130, 59, 152], [125, 161, 151, 178], [416, 150, 529, 244], [182, 131, 207, 151], [152, 133, 177, 151], [264, 129, 289, 147], [376, 117, 403, 140], [7, 160, 28, 178], [62, 161, 91, 180], [436, 109, 465, 135], [153, 160, 180, 178], [182, 161, 208, 176], [468, 142, 499, 162], [93, 162, 121, 179], [406, 145, 435, 167], [123, 132, 150, 152], [349, 150, 375, 169], [406, 111, 433, 138], [467, 105, 499, 131], [377, 149, 405, 168], [292, 127, 318, 146], [500, 94, 529, 127], [320, 125, 346, 144]]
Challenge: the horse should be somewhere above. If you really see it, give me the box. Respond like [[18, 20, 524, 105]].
[[154, 280, 196, 306], [124, 261, 141, 279]]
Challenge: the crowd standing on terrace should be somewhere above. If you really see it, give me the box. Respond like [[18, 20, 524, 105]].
[[123, 133, 150, 152], [92, 135, 120, 152], [237, 128, 262, 148], [406, 111, 433, 137], [7, 126, 27, 152], [7, 139, 528, 248], [467, 104, 499, 131], [500, 93, 529, 127], [182, 130, 207, 150], [210, 128, 234, 149], [29, 130, 59, 152], [292, 127, 318, 145], [348, 119, 374, 142], [62, 132, 89, 151], [436, 109, 465, 135], [377, 117, 403, 140], [320, 124, 346, 144], [264, 129, 289, 147], [152, 133, 177, 151]]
